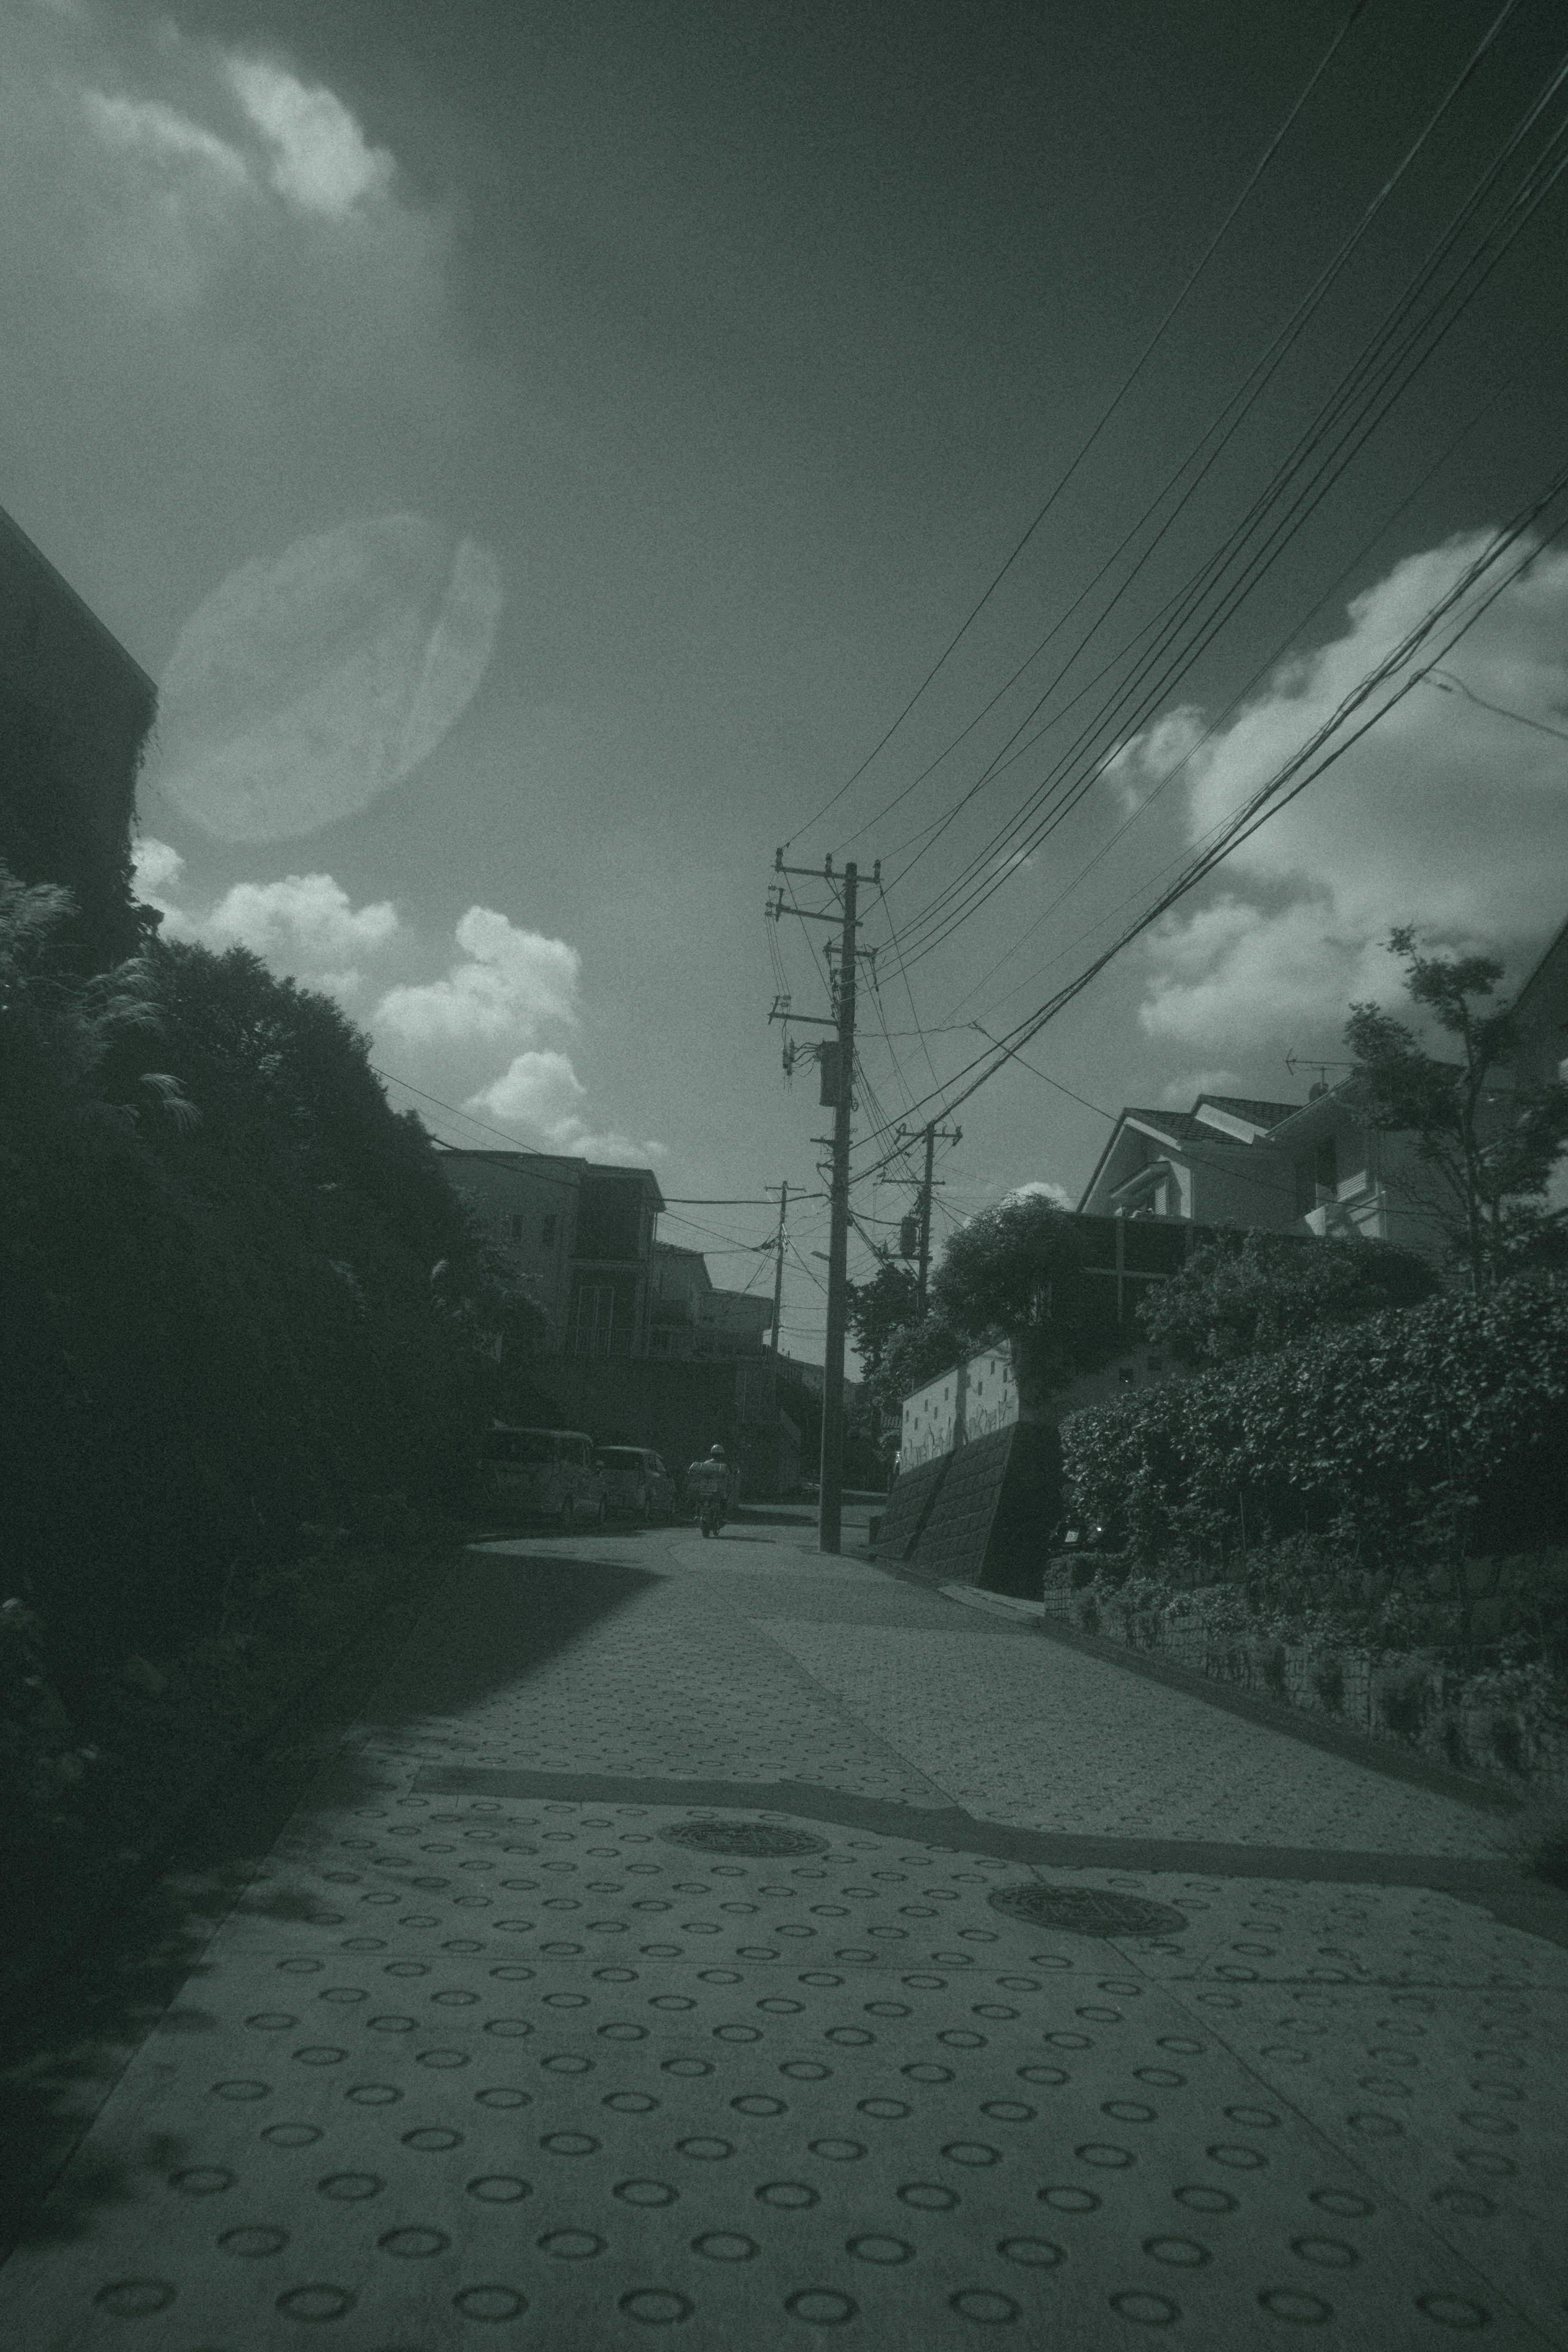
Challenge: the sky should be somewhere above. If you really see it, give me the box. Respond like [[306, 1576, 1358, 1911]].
[[5, 0, 1567, 1362]]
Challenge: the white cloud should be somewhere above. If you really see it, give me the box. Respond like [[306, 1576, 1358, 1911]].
[[223, 54, 392, 219], [1003, 1179, 1071, 1208], [1158, 1067, 1244, 1107], [132, 838, 397, 997], [203, 872, 399, 973], [151, 516, 505, 844], [374, 906, 579, 1046], [1131, 535, 1568, 1053], [83, 89, 249, 186], [467, 1050, 587, 1131], [463, 1051, 664, 1166]]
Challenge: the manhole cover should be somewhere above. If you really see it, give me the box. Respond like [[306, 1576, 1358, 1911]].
[[659, 1820, 829, 1858], [989, 1884, 1187, 1939]]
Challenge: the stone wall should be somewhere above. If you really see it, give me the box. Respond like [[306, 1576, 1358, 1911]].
[[1041, 1582, 1568, 1797]]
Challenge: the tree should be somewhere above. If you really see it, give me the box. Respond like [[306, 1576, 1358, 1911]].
[[1138, 1229, 1439, 1367], [845, 1262, 921, 1390], [1345, 927, 1568, 1291], [861, 1194, 1120, 1442], [929, 1192, 1107, 1401], [2, 871, 499, 1658]]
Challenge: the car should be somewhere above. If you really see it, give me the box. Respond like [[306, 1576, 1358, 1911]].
[[596, 1445, 677, 1521], [480, 1425, 607, 1530]]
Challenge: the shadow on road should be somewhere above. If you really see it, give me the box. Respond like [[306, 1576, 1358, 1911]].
[[0, 1550, 661, 2261]]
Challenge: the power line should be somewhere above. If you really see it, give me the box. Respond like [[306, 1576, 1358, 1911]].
[[934, 379, 1513, 1030], [846, 474, 1568, 1178], [781, 0, 1373, 851], [881, 20, 1564, 970], [1422, 667, 1568, 742]]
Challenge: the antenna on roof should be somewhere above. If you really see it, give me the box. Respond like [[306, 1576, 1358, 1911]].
[[1285, 1051, 1354, 1096]]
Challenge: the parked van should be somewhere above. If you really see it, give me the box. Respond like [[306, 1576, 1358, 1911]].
[[481, 1426, 607, 1530]]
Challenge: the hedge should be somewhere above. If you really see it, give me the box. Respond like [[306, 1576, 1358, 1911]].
[[1061, 1274, 1568, 1572]]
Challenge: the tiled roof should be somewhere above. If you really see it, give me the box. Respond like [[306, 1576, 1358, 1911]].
[[1197, 1094, 1302, 1129], [1120, 1097, 1301, 1146], [1120, 1107, 1209, 1144]]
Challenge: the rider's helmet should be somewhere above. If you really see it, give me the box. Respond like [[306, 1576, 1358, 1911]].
[[709, 1444, 726, 1460]]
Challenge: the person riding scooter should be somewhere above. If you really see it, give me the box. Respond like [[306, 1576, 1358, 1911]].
[[687, 1443, 731, 1538]]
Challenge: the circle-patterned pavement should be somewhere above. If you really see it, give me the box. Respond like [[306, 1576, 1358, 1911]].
[[2, 1530, 1563, 2349]]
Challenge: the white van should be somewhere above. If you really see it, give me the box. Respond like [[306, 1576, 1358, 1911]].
[[481, 1426, 608, 1530]]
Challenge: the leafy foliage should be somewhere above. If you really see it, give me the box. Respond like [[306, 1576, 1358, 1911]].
[[1345, 926, 1568, 1289], [1063, 1273, 1568, 1576], [1137, 1229, 1438, 1366], [1, 866, 498, 1673], [845, 1262, 921, 1390], [867, 1194, 1122, 1440]]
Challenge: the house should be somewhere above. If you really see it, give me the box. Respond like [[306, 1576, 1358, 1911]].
[[438, 1149, 664, 1356], [648, 1242, 774, 1359], [1078, 1089, 1443, 1258], [0, 505, 156, 969], [1508, 912, 1568, 1094]]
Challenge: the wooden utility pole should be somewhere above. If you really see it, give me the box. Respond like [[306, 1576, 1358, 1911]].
[[818, 861, 857, 1554], [768, 1179, 788, 1358], [896, 1118, 962, 1314], [768, 851, 878, 1557]]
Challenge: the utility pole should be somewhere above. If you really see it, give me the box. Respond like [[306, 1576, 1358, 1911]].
[[819, 862, 857, 1555], [896, 1118, 961, 1313], [767, 1179, 788, 1359], [768, 850, 878, 1556]]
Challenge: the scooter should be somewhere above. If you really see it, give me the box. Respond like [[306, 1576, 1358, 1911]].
[[698, 1493, 726, 1539]]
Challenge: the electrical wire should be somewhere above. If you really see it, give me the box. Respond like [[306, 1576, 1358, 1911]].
[[1422, 667, 1568, 742], [935, 379, 1513, 1027], [890, 144, 1568, 979], [780, 0, 1375, 851], [882, 28, 1568, 970], [846, 472, 1568, 1179]]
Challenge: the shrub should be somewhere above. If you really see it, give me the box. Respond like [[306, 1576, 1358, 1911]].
[[0, 871, 499, 1670], [1062, 1276, 1568, 1577]]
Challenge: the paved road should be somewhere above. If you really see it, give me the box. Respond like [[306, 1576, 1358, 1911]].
[[2, 1509, 1565, 2349]]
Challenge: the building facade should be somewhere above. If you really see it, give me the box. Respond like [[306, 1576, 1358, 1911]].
[[648, 1242, 774, 1360], [1078, 1089, 1443, 1258], [1, 506, 156, 969], [438, 1149, 665, 1357]]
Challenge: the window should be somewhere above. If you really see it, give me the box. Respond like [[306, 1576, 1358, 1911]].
[[574, 1284, 615, 1357], [509, 1214, 523, 1242], [542, 1214, 557, 1247], [1314, 1135, 1338, 1204]]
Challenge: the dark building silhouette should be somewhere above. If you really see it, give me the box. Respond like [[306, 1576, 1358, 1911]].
[[0, 506, 156, 969]]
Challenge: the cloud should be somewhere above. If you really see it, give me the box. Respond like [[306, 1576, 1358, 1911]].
[[203, 873, 399, 969], [132, 837, 398, 997], [374, 906, 579, 1045], [150, 515, 505, 844], [1130, 535, 1568, 1053], [223, 55, 393, 219], [83, 89, 249, 187], [467, 1050, 586, 1130], [464, 1052, 664, 1165], [1158, 1068, 1244, 1107], [1003, 1179, 1071, 1208]]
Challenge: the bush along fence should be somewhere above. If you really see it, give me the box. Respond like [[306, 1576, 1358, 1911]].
[[1055, 1275, 1568, 1798]]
